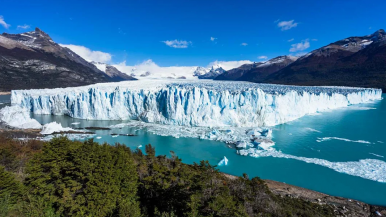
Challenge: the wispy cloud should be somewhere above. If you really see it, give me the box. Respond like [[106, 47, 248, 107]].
[[311, 39, 318, 41], [210, 37, 217, 41], [60, 44, 112, 63], [162, 40, 191, 48], [240, 43, 248, 46], [17, 24, 30, 30], [288, 38, 294, 42], [278, 20, 298, 31], [289, 39, 310, 52], [258, 56, 268, 60], [0, 16, 10, 29]]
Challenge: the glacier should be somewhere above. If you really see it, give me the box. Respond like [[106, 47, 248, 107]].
[[10, 80, 382, 127], [9, 79, 386, 183]]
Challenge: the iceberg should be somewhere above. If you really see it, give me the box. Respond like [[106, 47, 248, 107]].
[[10, 80, 382, 127], [0, 105, 42, 129], [40, 122, 75, 135], [218, 156, 228, 166]]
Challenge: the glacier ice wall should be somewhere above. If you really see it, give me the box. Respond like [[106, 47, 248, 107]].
[[11, 80, 382, 127]]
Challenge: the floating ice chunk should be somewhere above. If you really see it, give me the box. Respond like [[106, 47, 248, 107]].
[[235, 141, 248, 149], [246, 128, 262, 137], [218, 156, 228, 166], [71, 122, 80, 125], [317, 137, 372, 144], [257, 141, 275, 151], [96, 136, 102, 139], [0, 105, 42, 129], [138, 145, 142, 148], [370, 153, 384, 158], [305, 128, 322, 133], [40, 122, 75, 135], [112, 135, 119, 138]]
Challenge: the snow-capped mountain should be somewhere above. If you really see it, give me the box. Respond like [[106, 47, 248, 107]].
[[265, 29, 386, 91], [0, 28, 116, 91], [215, 56, 298, 81], [92, 62, 136, 81], [112, 59, 231, 80], [197, 66, 225, 79]]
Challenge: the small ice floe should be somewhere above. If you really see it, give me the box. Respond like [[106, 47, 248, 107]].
[[71, 122, 80, 125], [246, 128, 272, 138], [96, 136, 102, 139], [305, 127, 322, 133], [378, 141, 384, 144], [235, 141, 248, 149], [112, 135, 119, 138], [137, 145, 142, 148], [369, 153, 384, 158], [258, 141, 275, 151], [218, 156, 228, 166], [316, 137, 372, 144]]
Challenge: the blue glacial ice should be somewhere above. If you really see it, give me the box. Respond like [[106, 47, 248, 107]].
[[11, 80, 382, 127], [10, 79, 386, 183]]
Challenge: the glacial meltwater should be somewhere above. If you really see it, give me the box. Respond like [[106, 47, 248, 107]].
[[3, 94, 386, 205]]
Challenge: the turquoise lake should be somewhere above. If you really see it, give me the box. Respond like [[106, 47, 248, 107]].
[[2, 94, 385, 205]]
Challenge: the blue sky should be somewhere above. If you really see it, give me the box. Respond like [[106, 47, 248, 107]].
[[1, 0, 385, 66]]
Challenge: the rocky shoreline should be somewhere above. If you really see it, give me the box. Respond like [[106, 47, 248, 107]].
[[223, 173, 386, 217]]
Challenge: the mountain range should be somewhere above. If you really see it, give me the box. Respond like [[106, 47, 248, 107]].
[[0, 28, 135, 91], [216, 29, 386, 91], [1, 28, 386, 91]]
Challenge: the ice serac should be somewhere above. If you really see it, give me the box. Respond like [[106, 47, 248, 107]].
[[11, 80, 382, 127]]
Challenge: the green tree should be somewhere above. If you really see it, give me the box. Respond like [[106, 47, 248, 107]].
[[25, 137, 140, 216]]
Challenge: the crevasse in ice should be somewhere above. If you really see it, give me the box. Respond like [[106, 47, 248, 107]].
[[11, 80, 382, 127]]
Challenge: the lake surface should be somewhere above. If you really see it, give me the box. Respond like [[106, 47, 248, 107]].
[[3, 94, 386, 205]]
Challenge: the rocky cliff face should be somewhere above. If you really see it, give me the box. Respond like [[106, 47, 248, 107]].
[[0, 28, 133, 91]]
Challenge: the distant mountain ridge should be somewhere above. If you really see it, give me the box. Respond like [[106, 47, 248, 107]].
[[215, 56, 298, 82], [92, 61, 136, 81], [217, 29, 386, 91], [264, 29, 386, 91], [0, 28, 134, 91]]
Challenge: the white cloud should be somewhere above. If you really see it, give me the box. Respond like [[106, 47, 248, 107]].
[[311, 38, 318, 41], [112, 59, 254, 79], [288, 38, 294, 42], [289, 39, 310, 52], [277, 20, 298, 31], [60, 44, 112, 63], [17, 24, 30, 30], [113, 59, 199, 79], [258, 56, 268, 60], [207, 60, 253, 70], [240, 43, 248, 46], [210, 37, 217, 41], [162, 40, 191, 48], [0, 16, 10, 29]]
